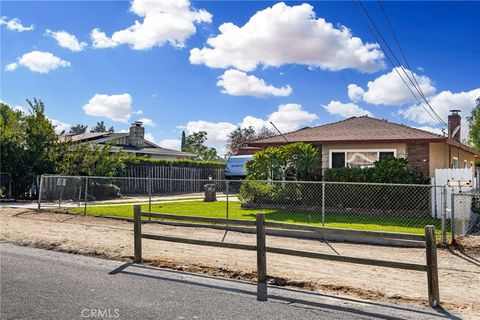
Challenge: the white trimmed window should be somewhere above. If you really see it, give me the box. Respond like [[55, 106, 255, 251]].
[[329, 149, 396, 169], [452, 157, 459, 168]]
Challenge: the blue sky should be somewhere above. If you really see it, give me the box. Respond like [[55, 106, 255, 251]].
[[1, 0, 479, 152]]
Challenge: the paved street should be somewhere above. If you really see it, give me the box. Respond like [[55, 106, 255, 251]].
[[0, 243, 458, 320]]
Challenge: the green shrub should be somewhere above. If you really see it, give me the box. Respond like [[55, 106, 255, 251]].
[[238, 181, 301, 205], [89, 183, 121, 200], [323, 156, 425, 184], [246, 142, 318, 181]]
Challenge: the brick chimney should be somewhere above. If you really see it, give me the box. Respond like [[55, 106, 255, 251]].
[[129, 121, 144, 149], [448, 110, 461, 142]]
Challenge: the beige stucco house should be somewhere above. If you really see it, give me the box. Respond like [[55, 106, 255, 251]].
[[248, 112, 478, 179]]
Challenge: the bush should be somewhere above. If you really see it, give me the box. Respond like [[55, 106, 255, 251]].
[[89, 183, 121, 200], [246, 142, 318, 181], [238, 181, 301, 205], [323, 156, 425, 184]]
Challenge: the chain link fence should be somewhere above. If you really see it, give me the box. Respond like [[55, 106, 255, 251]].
[[39, 175, 451, 239]]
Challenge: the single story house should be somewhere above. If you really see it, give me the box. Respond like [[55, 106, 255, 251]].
[[59, 121, 195, 160], [248, 111, 479, 179]]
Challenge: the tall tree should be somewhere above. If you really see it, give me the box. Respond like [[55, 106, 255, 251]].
[[181, 131, 187, 151], [91, 121, 114, 133], [24, 98, 59, 177], [467, 97, 480, 151], [0, 102, 30, 196], [226, 126, 276, 156], [69, 124, 88, 134], [183, 131, 218, 161], [226, 126, 256, 156]]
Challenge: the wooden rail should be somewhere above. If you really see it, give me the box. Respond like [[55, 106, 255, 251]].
[[133, 205, 439, 307]]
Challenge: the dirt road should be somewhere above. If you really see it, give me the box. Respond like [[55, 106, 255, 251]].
[[1, 207, 479, 318]]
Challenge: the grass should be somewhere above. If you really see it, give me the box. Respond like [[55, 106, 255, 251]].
[[67, 200, 443, 235]]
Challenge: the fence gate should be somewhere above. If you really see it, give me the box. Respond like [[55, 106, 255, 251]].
[[433, 168, 476, 218]]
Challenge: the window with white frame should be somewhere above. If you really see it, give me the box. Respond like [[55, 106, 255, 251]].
[[329, 149, 396, 168], [452, 157, 459, 168]]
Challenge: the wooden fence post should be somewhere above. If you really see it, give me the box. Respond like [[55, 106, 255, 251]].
[[256, 213, 267, 301], [134, 205, 142, 263], [425, 225, 439, 307]]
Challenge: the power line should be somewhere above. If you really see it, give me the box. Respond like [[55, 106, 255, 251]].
[[377, 1, 447, 126], [352, 0, 446, 125], [356, 0, 445, 125], [351, 0, 441, 124]]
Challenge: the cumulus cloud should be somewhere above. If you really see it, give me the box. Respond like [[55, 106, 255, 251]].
[[323, 100, 373, 118], [182, 103, 317, 152], [144, 132, 157, 144], [50, 119, 71, 134], [190, 2, 384, 73], [138, 118, 156, 127], [5, 51, 70, 73], [160, 138, 181, 150], [349, 67, 436, 105], [0, 17, 34, 32], [90, 28, 119, 48], [45, 29, 87, 52], [347, 84, 365, 102], [399, 88, 480, 139], [217, 69, 292, 97], [82, 93, 140, 122], [91, 0, 212, 50]]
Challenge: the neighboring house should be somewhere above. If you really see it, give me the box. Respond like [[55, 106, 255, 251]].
[[60, 121, 195, 160], [248, 111, 479, 179]]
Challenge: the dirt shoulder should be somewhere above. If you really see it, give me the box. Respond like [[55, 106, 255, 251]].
[[1, 207, 479, 318]]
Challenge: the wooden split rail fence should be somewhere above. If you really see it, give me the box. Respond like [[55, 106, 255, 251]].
[[132, 205, 440, 307]]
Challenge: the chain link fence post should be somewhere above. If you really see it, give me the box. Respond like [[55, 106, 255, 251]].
[[450, 192, 455, 244], [84, 177, 88, 216], [226, 180, 229, 228], [441, 186, 447, 245], [37, 175, 44, 211], [321, 181, 325, 227]]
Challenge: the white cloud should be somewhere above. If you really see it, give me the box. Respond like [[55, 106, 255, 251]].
[[5, 63, 18, 72], [91, 28, 119, 48], [347, 84, 365, 102], [0, 17, 34, 32], [50, 119, 71, 134], [91, 0, 212, 50], [323, 100, 373, 118], [138, 118, 156, 127], [217, 69, 292, 97], [240, 104, 318, 133], [13, 105, 27, 113], [5, 51, 70, 73], [399, 88, 480, 139], [160, 138, 181, 150], [144, 132, 157, 143], [82, 93, 139, 122], [181, 103, 317, 151], [185, 120, 237, 146], [45, 29, 87, 52], [350, 67, 436, 105], [190, 2, 384, 73]]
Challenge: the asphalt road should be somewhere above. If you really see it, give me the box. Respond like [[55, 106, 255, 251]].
[[0, 243, 458, 320]]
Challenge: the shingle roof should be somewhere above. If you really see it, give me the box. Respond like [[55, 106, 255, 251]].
[[58, 131, 110, 142], [250, 116, 445, 145]]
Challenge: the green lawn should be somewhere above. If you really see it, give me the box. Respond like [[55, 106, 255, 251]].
[[68, 200, 443, 235]]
